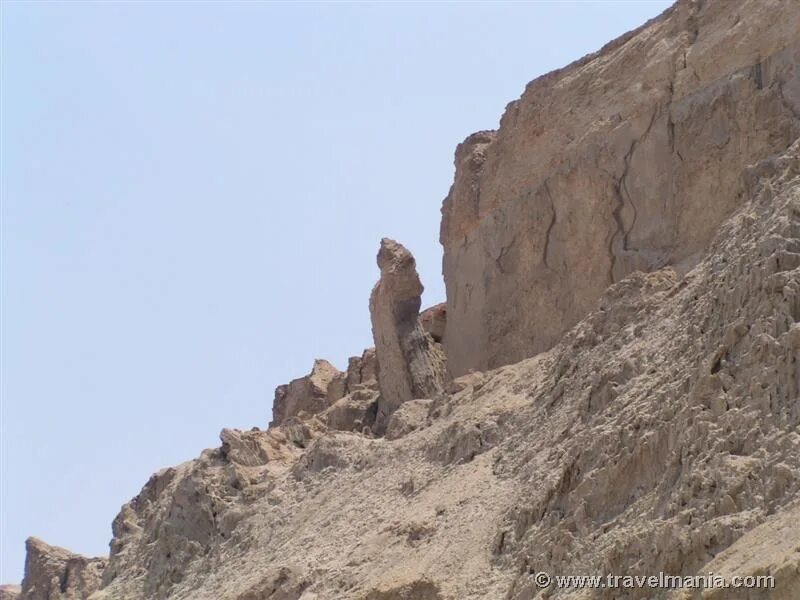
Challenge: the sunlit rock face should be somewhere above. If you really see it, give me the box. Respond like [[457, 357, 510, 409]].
[[369, 238, 446, 434], [8, 2, 800, 599], [441, 0, 800, 377]]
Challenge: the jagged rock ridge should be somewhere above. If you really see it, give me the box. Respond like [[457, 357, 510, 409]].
[[7, 1, 800, 599]]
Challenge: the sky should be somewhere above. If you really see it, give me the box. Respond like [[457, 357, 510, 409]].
[[1, 0, 672, 584]]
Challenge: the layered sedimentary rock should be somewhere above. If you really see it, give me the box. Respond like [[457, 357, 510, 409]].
[[19, 538, 105, 600], [325, 348, 381, 434], [270, 350, 383, 434], [369, 239, 446, 433], [270, 359, 341, 427], [441, 0, 800, 376]]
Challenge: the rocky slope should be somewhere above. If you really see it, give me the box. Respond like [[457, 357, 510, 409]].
[[7, 1, 800, 599]]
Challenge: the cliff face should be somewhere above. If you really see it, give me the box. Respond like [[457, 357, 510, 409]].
[[8, 1, 800, 599], [71, 140, 800, 599], [441, 0, 800, 377], [17, 538, 105, 600]]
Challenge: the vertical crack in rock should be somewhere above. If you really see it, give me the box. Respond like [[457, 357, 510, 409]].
[[542, 180, 557, 271], [609, 106, 658, 283], [495, 234, 517, 275], [369, 239, 446, 434]]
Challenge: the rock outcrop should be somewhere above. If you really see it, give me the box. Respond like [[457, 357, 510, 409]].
[[0, 585, 21, 600], [30, 138, 800, 600], [19, 538, 105, 600], [419, 303, 446, 343], [6, 2, 800, 599], [270, 359, 342, 427], [369, 239, 446, 433], [441, 0, 800, 377]]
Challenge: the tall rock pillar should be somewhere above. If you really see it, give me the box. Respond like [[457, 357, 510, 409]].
[[369, 238, 445, 433]]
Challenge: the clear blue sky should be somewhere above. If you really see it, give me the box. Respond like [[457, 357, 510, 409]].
[[1, 0, 671, 584]]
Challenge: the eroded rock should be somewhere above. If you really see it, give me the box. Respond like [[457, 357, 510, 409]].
[[271, 359, 342, 427], [441, 0, 800, 377], [385, 399, 432, 441], [369, 239, 446, 433], [19, 537, 105, 600], [419, 303, 446, 343], [0, 586, 20, 600]]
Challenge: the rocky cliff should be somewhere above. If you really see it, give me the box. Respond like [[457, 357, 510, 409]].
[[7, 1, 800, 599], [441, 0, 800, 377]]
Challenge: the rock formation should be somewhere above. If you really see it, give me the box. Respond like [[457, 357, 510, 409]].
[[369, 238, 446, 433], [270, 359, 342, 427], [441, 0, 800, 377], [419, 303, 446, 343], [18, 538, 105, 600], [6, 1, 800, 598], [0, 585, 21, 600]]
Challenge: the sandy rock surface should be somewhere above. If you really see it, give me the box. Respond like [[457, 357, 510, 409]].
[[7, 2, 800, 599], [369, 238, 446, 434], [441, 0, 800, 377]]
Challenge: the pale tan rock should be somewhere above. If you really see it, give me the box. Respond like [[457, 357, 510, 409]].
[[419, 303, 446, 343], [0, 585, 21, 600], [236, 566, 309, 600], [385, 399, 432, 441], [270, 359, 342, 427], [325, 371, 348, 404], [669, 503, 800, 599], [325, 388, 379, 432], [8, 6, 800, 600], [441, 0, 800, 377], [346, 348, 379, 391], [83, 139, 800, 600], [369, 239, 446, 433], [20, 537, 105, 600], [220, 427, 298, 466], [364, 579, 443, 600]]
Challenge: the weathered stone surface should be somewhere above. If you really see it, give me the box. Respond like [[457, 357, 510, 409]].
[[441, 0, 800, 377], [9, 5, 800, 600], [369, 239, 446, 433], [24, 134, 800, 600], [419, 303, 446, 343], [0, 585, 21, 600], [346, 348, 378, 391], [270, 359, 342, 427], [670, 503, 800, 600], [364, 580, 443, 600], [219, 426, 312, 467], [19, 537, 105, 600], [236, 567, 309, 600], [325, 388, 379, 433], [385, 399, 432, 441]]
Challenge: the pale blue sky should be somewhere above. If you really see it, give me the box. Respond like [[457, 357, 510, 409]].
[[1, 0, 672, 583]]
